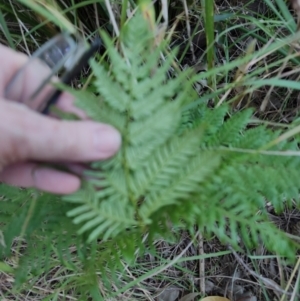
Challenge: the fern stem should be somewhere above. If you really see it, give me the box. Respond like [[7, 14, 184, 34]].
[[120, 0, 129, 27], [122, 113, 135, 208]]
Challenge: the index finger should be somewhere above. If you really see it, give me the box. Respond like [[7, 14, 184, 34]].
[[0, 44, 85, 117], [0, 44, 28, 96], [1, 43, 61, 110]]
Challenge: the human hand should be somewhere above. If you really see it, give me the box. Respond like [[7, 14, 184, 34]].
[[0, 44, 121, 194]]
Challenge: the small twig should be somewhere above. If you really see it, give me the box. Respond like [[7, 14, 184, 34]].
[[116, 230, 200, 296], [94, 2, 100, 30], [198, 231, 205, 294], [182, 0, 196, 62], [260, 46, 292, 112], [146, 231, 199, 280], [31, 285, 77, 300], [289, 263, 300, 301], [277, 255, 285, 289], [160, 0, 168, 30], [104, 0, 120, 37], [121, 261, 154, 301], [229, 246, 298, 297], [280, 256, 300, 301]]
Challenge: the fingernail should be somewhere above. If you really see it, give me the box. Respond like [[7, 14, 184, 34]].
[[93, 126, 121, 157]]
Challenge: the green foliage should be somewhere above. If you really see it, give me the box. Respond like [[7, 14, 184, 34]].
[[0, 6, 300, 298], [67, 9, 300, 257]]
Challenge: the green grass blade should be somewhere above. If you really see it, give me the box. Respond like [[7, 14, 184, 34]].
[[0, 9, 15, 48], [17, 0, 76, 33], [273, 0, 296, 30], [246, 78, 300, 91], [203, 0, 216, 97], [204, 0, 214, 71], [264, 0, 296, 31], [111, 251, 231, 297]]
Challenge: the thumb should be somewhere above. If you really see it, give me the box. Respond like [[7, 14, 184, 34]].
[[0, 100, 121, 168]]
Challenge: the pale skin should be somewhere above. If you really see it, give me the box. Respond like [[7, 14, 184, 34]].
[[0, 44, 121, 194]]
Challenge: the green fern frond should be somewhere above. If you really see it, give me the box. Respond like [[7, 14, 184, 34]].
[[62, 9, 300, 260], [67, 198, 137, 242], [217, 109, 254, 146], [130, 128, 202, 198], [140, 151, 220, 220], [236, 126, 277, 149], [63, 10, 223, 242]]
